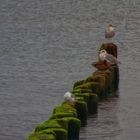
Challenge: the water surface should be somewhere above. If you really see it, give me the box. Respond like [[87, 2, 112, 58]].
[[0, 0, 140, 139]]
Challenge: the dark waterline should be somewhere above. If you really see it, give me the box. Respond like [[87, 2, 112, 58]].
[[0, 0, 140, 140]]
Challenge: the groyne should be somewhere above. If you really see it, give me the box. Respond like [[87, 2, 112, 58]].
[[27, 43, 119, 140]]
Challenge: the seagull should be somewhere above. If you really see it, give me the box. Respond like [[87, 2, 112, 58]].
[[64, 92, 75, 103], [105, 24, 115, 41], [99, 49, 118, 65]]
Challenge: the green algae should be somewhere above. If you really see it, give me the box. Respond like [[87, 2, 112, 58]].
[[74, 93, 90, 112], [92, 70, 112, 97], [85, 75, 108, 98], [35, 120, 61, 132], [50, 112, 76, 120], [74, 100, 88, 125], [75, 96, 84, 101], [74, 93, 98, 114], [73, 79, 86, 88], [65, 117, 81, 140], [86, 75, 106, 90], [72, 88, 93, 94], [52, 117, 81, 140], [113, 66, 119, 90], [48, 128, 67, 140], [88, 93, 98, 114], [27, 42, 119, 140], [27, 130, 56, 140], [34, 120, 68, 140], [74, 82, 100, 95], [53, 103, 77, 117]]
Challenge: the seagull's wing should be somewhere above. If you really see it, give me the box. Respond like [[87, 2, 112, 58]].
[[105, 53, 118, 64]]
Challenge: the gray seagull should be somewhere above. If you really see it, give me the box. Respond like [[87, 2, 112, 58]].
[[64, 92, 75, 103], [99, 49, 118, 65], [105, 24, 115, 40]]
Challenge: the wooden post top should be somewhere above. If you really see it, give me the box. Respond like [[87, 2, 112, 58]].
[[100, 43, 118, 58]]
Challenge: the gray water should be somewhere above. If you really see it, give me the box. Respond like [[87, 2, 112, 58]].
[[0, 0, 140, 140]]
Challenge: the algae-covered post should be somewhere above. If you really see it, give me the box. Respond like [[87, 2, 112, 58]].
[[100, 43, 118, 58], [27, 42, 119, 140], [99, 43, 119, 91]]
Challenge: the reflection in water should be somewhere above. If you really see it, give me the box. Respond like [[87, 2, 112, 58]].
[[80, 97, 122, 140]]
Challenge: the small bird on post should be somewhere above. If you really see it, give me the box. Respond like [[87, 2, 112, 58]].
[[105, 24, 115, 42], [99, 49, 118, 65], [64, 92, 75, 104]]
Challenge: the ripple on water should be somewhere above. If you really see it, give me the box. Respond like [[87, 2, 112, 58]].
[[80, 98, 123, 140], [0, 0, 140, 139]]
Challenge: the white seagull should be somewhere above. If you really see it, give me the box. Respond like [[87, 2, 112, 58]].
[[99, 49, 118, 65], [64, 92, 75, 103], [105, 24, 115, 41]]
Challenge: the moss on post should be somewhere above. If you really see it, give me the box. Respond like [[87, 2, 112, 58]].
[[86, 75, 107, 98], [73, 80, 86, 88], [74, 82, 100, 95], [27, 130, 56, 140], [109, 67, 116, 92], [48, 128, 67, 140], [27, 42, 120, 140], [73, 93, 90, 112], [52, 103, 77, 118], [74, 93, 98, 114], [35, 120, 62, 132], [53, 117, 81, 140], [74, 100, 88, 125], [65, 117, 81, 140], [72, 88, 93, 94], [34, 119, 68, 140], [93, 70, 112, 98], [113, 66, 119, 90], [88, 93, 98, 114], [50, 112, 76, 120], [75, 96, 85, 102]]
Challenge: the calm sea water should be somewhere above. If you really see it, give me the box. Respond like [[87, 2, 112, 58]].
[[0, 0, 140, 140]]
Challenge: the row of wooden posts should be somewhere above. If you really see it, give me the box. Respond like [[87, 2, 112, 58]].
[[27, 43, 119, 140]]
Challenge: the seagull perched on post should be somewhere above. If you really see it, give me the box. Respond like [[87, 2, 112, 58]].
[[64, 92, 75, 104], [99, 49, 118, 65], [105, 24, 115, 42]]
